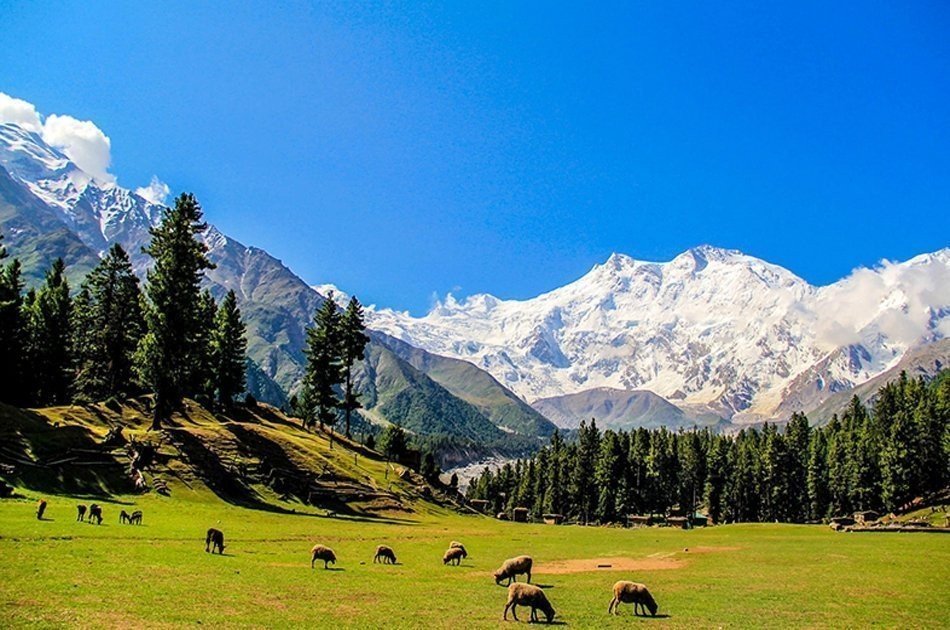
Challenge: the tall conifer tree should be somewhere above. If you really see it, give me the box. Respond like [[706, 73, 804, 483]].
[[25, 258, 73, 405], [301, 293, 343, 431], [73, 244, 144, 401], [0, 233, 25, 404], [137, 193, 214, 429], [340, 296, 369, 438], [211, 290, 248, 408]]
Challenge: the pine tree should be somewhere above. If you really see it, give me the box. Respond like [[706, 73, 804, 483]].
[[73, 244, 144, 401], [137, 193, 214, 429], [380, 423, 408, 460], [24, 259, 73, 405], [594, 430, 623, 523], [301, 294, 343, 431], [211, 290, 247, 409], [188, 290, 218, 404], [785, 412, 811, 522], [571, 419, 600, 523], [806, 430, 829, 520], [543, 431, 567, 516], [704, 437, 728, 524], [0, 245, 25, 405], [340, 296, 369, 438]]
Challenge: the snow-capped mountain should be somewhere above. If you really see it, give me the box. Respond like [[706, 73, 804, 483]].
[[0, 123, 164, 262], [369, 246, 950, 424]]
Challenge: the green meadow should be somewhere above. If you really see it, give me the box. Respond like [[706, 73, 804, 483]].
[[1, 489, 947, 629]]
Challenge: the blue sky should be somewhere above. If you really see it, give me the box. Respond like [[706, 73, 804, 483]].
[[2, 2, 948, 314]]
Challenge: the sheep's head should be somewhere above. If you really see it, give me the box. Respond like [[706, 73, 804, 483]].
[[493, 570, 504, 584], [542, 603, 556, 623], [645, 595, 658, 617]]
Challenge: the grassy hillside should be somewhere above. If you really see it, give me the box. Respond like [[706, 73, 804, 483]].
[[1, 488, 947, 628], [0, 399, 442, 516]]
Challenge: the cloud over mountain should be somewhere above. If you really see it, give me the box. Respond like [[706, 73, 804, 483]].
[[0, 92, 119, 185]]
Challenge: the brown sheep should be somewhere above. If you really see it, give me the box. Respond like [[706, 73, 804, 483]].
[[493, 555, 532, 585], [119, 510, 131, 524], [88, 504, 103, 525], [449, 541, 468, 558], [76, 504, 86, 522], [503, 582, 555, 623], [374, 545, 397, 564], [206, 528, 225, 554], [608, 580, 658, 616], [130, 510, 143, 525], [36, 499, 48, 520], [311, 544, 337, 569], [443, 546, 465, 565]]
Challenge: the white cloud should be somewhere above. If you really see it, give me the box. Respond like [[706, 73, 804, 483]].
[[40, 113, 115, 183], [0, 92, 42, 132], [812, 253, 950, 349], [0, 92, 117, 183], [134, 175, 170, 205]]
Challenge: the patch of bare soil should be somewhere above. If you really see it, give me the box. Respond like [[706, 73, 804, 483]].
[[685, 545, 741, 554], [539, 556, 684, 574]]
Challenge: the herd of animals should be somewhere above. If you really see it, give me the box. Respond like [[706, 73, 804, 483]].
[[36, 499, 661, 622]]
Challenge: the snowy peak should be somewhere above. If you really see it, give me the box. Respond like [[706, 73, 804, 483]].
[[0, 122, 164, 255], [369, 247, 950, 423]]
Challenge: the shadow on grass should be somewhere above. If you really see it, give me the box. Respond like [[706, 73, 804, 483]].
[[0, 405, 132, 497]]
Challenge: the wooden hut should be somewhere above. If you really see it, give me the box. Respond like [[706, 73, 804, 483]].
[[469, 499, 489, 513], [496, 511, 510, 521], [513, 507, 529, 523], [666, 516, 689, 529], [853, 510, 880, 525], [626, 514, 653, 527], [542, 513, 565, 525]]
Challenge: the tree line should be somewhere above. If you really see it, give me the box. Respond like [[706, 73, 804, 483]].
[[0, 193, 247, 428], [467, 371, 950, 523]]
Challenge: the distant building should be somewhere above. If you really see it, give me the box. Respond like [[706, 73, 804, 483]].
[[666, 516, 689, 529], [513, 507, 529, 523], [542, 513, 565, 525]]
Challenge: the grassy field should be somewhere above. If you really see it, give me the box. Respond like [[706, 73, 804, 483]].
[[1, 488, 948, 628]]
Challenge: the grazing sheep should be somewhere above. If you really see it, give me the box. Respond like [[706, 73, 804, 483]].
[[205, 528, 226, 554], [76, 504, 87, 522], [449, 541, 468, 558], [503, 582, 555, 623], [311, 544, 337, 569], [443, 546, 466, 565], [374, 545, 397, 564], [130, 510, 143, 525], [119, 510, 131, 524], [36, 499, 48, 520], [608, 580, 658, 617], [88, 504, 103, 525], [493, 555, 532, 586]]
